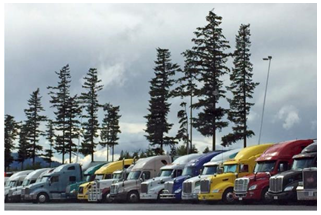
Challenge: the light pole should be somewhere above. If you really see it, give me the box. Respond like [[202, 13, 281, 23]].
[[258, 56, 272, 145]]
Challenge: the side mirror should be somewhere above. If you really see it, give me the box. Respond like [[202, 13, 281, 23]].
[[141, 173, 146, 181], [234, 173, 239, 178], [279, 163, 285, 172], [217, 168, 223, 174]]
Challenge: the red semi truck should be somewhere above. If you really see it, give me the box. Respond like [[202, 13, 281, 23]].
[[233, 139, 314, 202]]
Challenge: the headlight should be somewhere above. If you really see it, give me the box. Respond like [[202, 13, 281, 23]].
[[284, 186, 294, 192], [174, 188, 182, 194], [248, 185, 257, 191], [212, 189, 220, 193]]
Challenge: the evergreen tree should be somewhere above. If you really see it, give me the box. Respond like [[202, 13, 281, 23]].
[[43, 120, 55, 167], [144, 48, 179, 154], [175, 102, 190, 154], [191, 10, 231, 151], [203, 146, 210, 154], [80, 68, 103, 161], [48, 64, 71, 163], [24, 88, 47, 168], [176, 144, 198, 156], [100, 103, 121, 162], [65, 95, 82, 163], [4, 115, 19, 170], [17, 123, 32, 170], [222, 24, 259, 148]]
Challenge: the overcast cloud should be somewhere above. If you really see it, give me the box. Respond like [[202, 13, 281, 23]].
[[5, 3, 317, 163]]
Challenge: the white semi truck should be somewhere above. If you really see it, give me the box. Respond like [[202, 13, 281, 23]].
[[5, 170, 33, 202]]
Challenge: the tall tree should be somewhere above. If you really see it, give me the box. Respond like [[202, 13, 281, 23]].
[[144, 48, 179, 154], [80, 68, 103, 161], [222, 24, 259, 148], [4, 115, 19, 170], [65, 95, 82, 163], [176, 144, 198, 156], [191, 10, 231, 151], [17, 123, 32, 170], [48, 64, 71, 163], [24, 88, 47, 168], [100, 103, 121, 162], [175, 102, 190, 154], [43, 120, 55, 167]]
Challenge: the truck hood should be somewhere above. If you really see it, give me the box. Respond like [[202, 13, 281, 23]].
[[79, 181, 91, 188], [174, 175, 190, 185], [184, 175, 210, 184], [247, 172, 271, 181], [143, 176, 171, 187], [27, 182, 47, 191], [207, 173, 236, 186], [271, 170, 302, 184]]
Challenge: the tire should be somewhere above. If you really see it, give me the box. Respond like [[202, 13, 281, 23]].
[[222, 188, 235, 204], [261, 187, 272, 204], [157, 189, 163, 201], [37, 192, 49, 204], [127, 191, 139, 203]]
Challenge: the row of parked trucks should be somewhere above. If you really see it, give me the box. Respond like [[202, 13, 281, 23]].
[[4, 139, 317, 204]]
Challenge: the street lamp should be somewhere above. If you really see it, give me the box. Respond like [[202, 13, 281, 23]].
[[258, 56, 272, 145]]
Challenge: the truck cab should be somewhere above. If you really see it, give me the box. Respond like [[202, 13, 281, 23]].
[[140, 153, 202, 201], [234, 139, 313, 202], [267, 142, 317, 201], [5, 170, 33, 202], [8, 168, 50, 202], [65, 162, 106, 199], [296, 167, 317, 201], [182, 149, 241, 201], [160, 151, 225, 201], [198, 144, 273, 204], [23, 163, 83, 203], [77, 159, 134, 201], [109, 155, 171, 203]]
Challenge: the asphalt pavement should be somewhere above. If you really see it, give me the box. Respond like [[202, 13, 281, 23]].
[[4, 202, 317, 211]]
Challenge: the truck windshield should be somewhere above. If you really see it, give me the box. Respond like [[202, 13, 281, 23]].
[[292, 158, 315, 171], [160, 169, 173, 177], [223, 164, 238, 173], [254, 161, 276, 173], [95, 174, 104, 180], [40, 176, 50, 183], [182, 167, 194, 176], [202, 165, 218, 175], [22, 179, 30, 186], [112, 173, 123, 180], [127, 171, 141, 180], [9, 181, 16, 187]]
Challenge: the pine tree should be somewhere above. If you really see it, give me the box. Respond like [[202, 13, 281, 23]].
[[80, 68, 103, 161], [48, 64, 71, 163], [203, 146, 210, 154], [100, 103, 121, 162], [65, 95, 82, 163], [43, 120, 55, 167], [4, 115, 19, 170], [144, 48, 179, 154], [175, 102, 190, 154], [17, 123, 32, 170], [24, 88, 47, 168], [191, 10, 231, 151], [176, 144, 198, 156], [222, 24, 259, 148]]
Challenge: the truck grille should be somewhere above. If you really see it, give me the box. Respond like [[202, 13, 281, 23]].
[[269, 176, 283, 193], [200, 179, 210, 193], [141, 183, 148, 194], [183, 182, 192, 194], [164, 181, 174, 193], [110, 184, 117, 194], [78, 187, 84, 194], [234, 178, 249, 192], [88, 182, 99, 201], [303, 169, 317, 189]]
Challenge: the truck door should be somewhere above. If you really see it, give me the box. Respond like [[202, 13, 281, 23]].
[[49, 175, 60, 198]]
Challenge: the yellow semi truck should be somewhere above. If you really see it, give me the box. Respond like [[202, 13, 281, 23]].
[[77, 159, 134, 200], [198, 144, 273, 204]]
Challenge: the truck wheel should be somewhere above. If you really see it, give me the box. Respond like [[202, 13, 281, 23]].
[[222, 188, 235, 204], [127, 191, 139, 203], [37, 193, 49, 203], [261, 187, 272, 204]]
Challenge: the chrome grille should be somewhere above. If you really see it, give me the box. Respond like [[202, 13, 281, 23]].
[[78, 187, 84, 194], [141, 183, 148, 194], [183, 182, 192, 194], [110, 184, 117, 194], [234, 178, 249, 192], [88, 182, 99, 201], [164, 181, 174, 193], [269, 176, 283, 193], [200, 179, 210, 193], [303, 169, 317, 189]]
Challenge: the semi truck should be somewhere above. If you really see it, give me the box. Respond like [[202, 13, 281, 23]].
[[65, 162, 106, 199], [109, 155, 171, 203], [77, 159, 134, 201], [23, 163, 83, 203], [8, 168, 50, 202], [296, 167, 317, 201], [140, 153, 202, 201], [198, 144, 273, 204], [87, 162, 135, 202], [160, 151, 225, 201], [267, 142, 317, 202], [5, 170, 33, 202], [234, 139, 313, 202], [181, 149, 241, 201]]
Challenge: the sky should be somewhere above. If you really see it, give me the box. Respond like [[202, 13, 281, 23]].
[[4, 3, 317, 164]]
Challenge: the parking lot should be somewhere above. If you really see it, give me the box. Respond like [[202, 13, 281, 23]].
[[5, 202, 317, 211]]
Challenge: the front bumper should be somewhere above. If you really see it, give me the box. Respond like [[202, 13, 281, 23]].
[[77, 194, 88, 200], [234, 190, 261, 200], [181, 192, 198, 200], [109, 192, 128, 201], [297, 189, 317, 201], [266, 191, 296, 201], [8, 194, 21, 202], [198, 192, 222, 201], [23, 193, 37, 201], [140, 192, 158, 200]]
